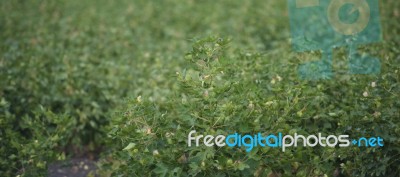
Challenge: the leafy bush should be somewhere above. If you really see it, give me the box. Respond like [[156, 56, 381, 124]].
[[108, 37, 400, 176], [0, 98, 75, 176], [0, 1, 141, 175], [1, 0, 399, 176]]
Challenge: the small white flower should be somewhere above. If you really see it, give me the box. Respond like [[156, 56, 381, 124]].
[[146, 127, 152, 134], [363, 91, 369, 97], [373, 112, 381, 117], [248, 101, 254, 109], [371, 82, 376, 88], [271, 75, 282, 84], [153, 150, 159, 156], [276, 75, 282, 82], [137, 96, 142, 103], [165, 132, 175, 138], [265, 101, 274, 106]]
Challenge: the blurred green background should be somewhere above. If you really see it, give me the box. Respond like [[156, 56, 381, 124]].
[[1, 0, 399, 176]]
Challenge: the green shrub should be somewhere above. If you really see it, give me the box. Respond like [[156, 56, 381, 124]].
[[108, 37, 400, 176], [0, 98, 74, 176], [0, 1, 137, 174], [1, 0, 399, 176]]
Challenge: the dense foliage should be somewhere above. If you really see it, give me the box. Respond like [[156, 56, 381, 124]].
[[108, 37, 400, 176], [0, 0, 399, 176]]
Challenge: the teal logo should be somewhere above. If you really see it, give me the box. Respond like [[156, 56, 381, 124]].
[[288, 0, 381, 79]]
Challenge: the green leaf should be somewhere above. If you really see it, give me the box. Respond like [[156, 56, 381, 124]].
[[122, 143, 136, 151]]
